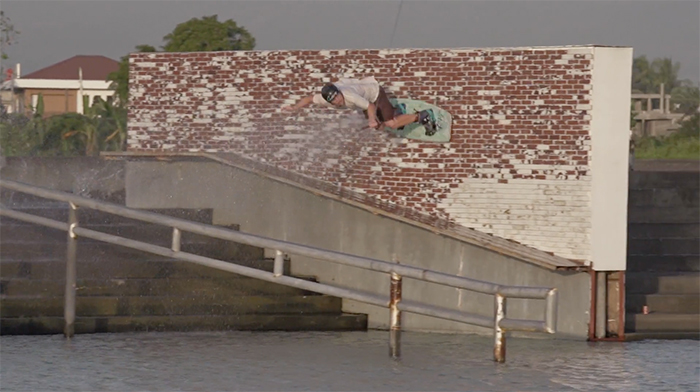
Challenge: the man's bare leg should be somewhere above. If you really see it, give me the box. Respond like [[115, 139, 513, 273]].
[[383, 113, 419, 130]]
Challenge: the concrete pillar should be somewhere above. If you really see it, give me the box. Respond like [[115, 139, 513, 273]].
[[634, 100, 642, 113], [595, 272, 607, 339], [659, 83, 665, 113]]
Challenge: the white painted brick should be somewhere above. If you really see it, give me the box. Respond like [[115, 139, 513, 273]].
[[130, 46, 602, 263], [565, 47, 594, 55], [378, 49, 413, 55]]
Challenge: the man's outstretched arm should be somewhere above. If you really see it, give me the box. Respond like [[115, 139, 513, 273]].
[[366, 102, 380, 128], [282, 96, 314, 112]]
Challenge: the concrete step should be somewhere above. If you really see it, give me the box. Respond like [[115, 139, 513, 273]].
[[628, 223, 700, 239], [628, 207, 700, 224], [0, 259, 287, 280], [626, 293, 700, 314], [625, 313, 700, 332], [0, 295, 342, 318], [627, 256, 699, 272], [0, 313, 368, 335], [627, 238, 699, 256], [629, 172, 700, 190], [0, 240, 264, 264], [0, 206, 214, 226], [0, 277, 317, 297], [628, 188, 700, 208], [626, 272, 700, 294], [624, 331, 700, 341]]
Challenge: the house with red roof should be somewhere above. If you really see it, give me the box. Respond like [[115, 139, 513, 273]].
[[2, 55, 119, 116]]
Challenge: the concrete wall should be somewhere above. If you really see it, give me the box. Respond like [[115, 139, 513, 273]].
[[125, 160, 591, 339], [0, 156, 125, 196], [589, 47, 633, 271], [127, 45, 633, 269]]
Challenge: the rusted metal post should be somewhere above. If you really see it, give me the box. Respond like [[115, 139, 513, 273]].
[[273, 250, 284, 277], [171, 227, 181, 252], [64, 202, 78, 338], [389, 270, 402, 359], [494, 293, 506, 363]]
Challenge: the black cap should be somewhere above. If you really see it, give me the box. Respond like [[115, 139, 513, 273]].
[[321, 83, 340, 103]]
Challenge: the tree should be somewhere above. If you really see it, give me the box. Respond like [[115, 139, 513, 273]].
[[632, 56, 652, 93], [96, 97, 128, 151], [631, 55, 682, 94], [671, 82, 700, 118], [163, 15, 255, 52], [107, 44, 156, 106], [107, 15, 255, 106], [0, 10, 19, 73], [650, 57, 681, 92]]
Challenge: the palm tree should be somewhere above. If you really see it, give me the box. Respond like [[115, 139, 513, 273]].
[[93, 97, 127, 151], [62, 96, 101, 156]]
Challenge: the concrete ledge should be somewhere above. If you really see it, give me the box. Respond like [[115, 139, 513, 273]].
[[624, 331, 700, 341], [103, 151, 586, 271], [632, 159, 700, 172]]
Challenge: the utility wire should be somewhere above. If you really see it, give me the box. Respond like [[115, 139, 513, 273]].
[[388, 0, 403, 48]]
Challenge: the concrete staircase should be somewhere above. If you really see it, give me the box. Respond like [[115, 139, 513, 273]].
[[0, 190, 367, 334], [625, 171, 700, 339]]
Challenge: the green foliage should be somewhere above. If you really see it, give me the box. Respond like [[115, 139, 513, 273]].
[[107, 44, 156, 106], [632, 55, 683, 94], [0, 10, 19, 64], [4, 15, 255, 157], [34, 94, 44, 117], [671, 82, 700, 117], [650, 57, 682, 92], [163, 15, 255, 52], [0, 97, 128, 157], [631, 56, 699, 118], [0, 110, 43, 156], [635, 114, 700, 160], [632, 56, 653, 94], [108, 15, 255, 106]]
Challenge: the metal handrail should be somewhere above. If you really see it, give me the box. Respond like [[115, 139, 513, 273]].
[[0, 179, 558, 362]]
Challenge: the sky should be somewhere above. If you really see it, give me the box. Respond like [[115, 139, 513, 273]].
[[3, 0, 699, 83]]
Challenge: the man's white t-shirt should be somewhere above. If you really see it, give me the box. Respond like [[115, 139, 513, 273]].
[[312, 77, 380, 111]]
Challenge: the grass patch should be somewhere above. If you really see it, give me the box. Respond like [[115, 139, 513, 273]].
[[634, 114, 700, 160]]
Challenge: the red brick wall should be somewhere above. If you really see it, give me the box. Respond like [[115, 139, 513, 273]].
[[128, 46, 596, 261]]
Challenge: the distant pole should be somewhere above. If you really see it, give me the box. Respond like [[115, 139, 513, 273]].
[[78, 67, 83, 114], [659, 83, 665, 113]]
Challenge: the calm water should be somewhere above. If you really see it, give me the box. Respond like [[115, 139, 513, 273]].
[[1, 331, 698, 391]]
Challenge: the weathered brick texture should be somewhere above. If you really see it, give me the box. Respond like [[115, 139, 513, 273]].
[[128, 46, 595, 262]]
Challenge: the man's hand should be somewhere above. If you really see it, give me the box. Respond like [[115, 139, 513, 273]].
[[368, 119, 379, 129], [281, 105, 296, 112]]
